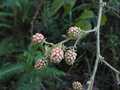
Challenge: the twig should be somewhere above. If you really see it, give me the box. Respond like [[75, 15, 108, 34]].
[[73, 34, 83, 49], [60, 38, 71, 44], [43, 39, 54, 46], [56, 38, 71, 45], [67, 53, 85, 74], [92, 0, 120, 18], [44, 28, 96, 48], [85, 29, 96, 33], [106, 6, 120, 18], [87, 0, 103, 89], [86, 0, 120, 89], [100, 59, 120, 74], [30, 2, 42, 40], [74, 29, 96, 49]]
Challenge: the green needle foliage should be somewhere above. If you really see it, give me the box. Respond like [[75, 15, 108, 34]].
[[0, 63, 24, 82]]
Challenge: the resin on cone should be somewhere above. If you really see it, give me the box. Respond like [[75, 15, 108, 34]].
[[35, 58, 47, 70], [33, 33, 44, 44], [72, 81, 83, 90], [50, 48, 64, 63], [68, 27, 80, 37], [65, 50, 77, 65]]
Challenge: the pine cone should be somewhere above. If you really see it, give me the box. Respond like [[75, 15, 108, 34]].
[[65, 50, 77, 65], [50, 48, 64, 63], [33, 33, 44, 44]]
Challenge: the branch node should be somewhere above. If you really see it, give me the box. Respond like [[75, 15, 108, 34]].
[[87, 80, 91, 85], [99, 55, 104, 60], [94, 27, 98, 31], [100, 2, 106, 7]]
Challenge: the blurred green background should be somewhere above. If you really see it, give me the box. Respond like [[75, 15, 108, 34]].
[[0, 0, 120, 90]]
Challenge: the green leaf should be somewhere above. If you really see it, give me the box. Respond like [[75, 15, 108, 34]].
[[0, 37, 18, 56], [75, 20, 92, 39], [5, 0, 21, 8], [39, 83, 46, 90], [63, 4, 72, 17], [23, 63, 33, 73], [100, 13, 107, 26], [48, 67, 66, 76], [5, 0, 15, 8], [64, 0, 76, 6], [80, 10, 94, 19], [76, 20, 92, 30], [51, 0, 64, 15], [0, 12, 14, 17], [16, 0, 21, 8], [0, 23, 12, 29], [63, 0, 76, 16], [72, 3, 97, 11], [75, 10, 94, 21]]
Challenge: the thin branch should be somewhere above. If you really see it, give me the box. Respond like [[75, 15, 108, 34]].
[[73, 34, 83, 49], [30, 2, 42, 40], [85, 29, 96, 33], [100, 59, 120, 74], [92, 1, 120, 18], [86, 1, 120, 88], [67, 53, 85, 74], [74, 28, 96, 49], [56, 38, 71, 45], [43, 40, 54, 46], [87, 0, 103, 89], [105, 5, 120, 18], [44, 28, 96, 48]]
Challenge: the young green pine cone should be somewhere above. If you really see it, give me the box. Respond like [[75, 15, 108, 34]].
[[65, 50, 77, 65], [35, 58, 47, 70], [72, 81, 83, 90], [33, 33, 44, 44], [68, 27, 80, 37], [50, 48, 64, 63]]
